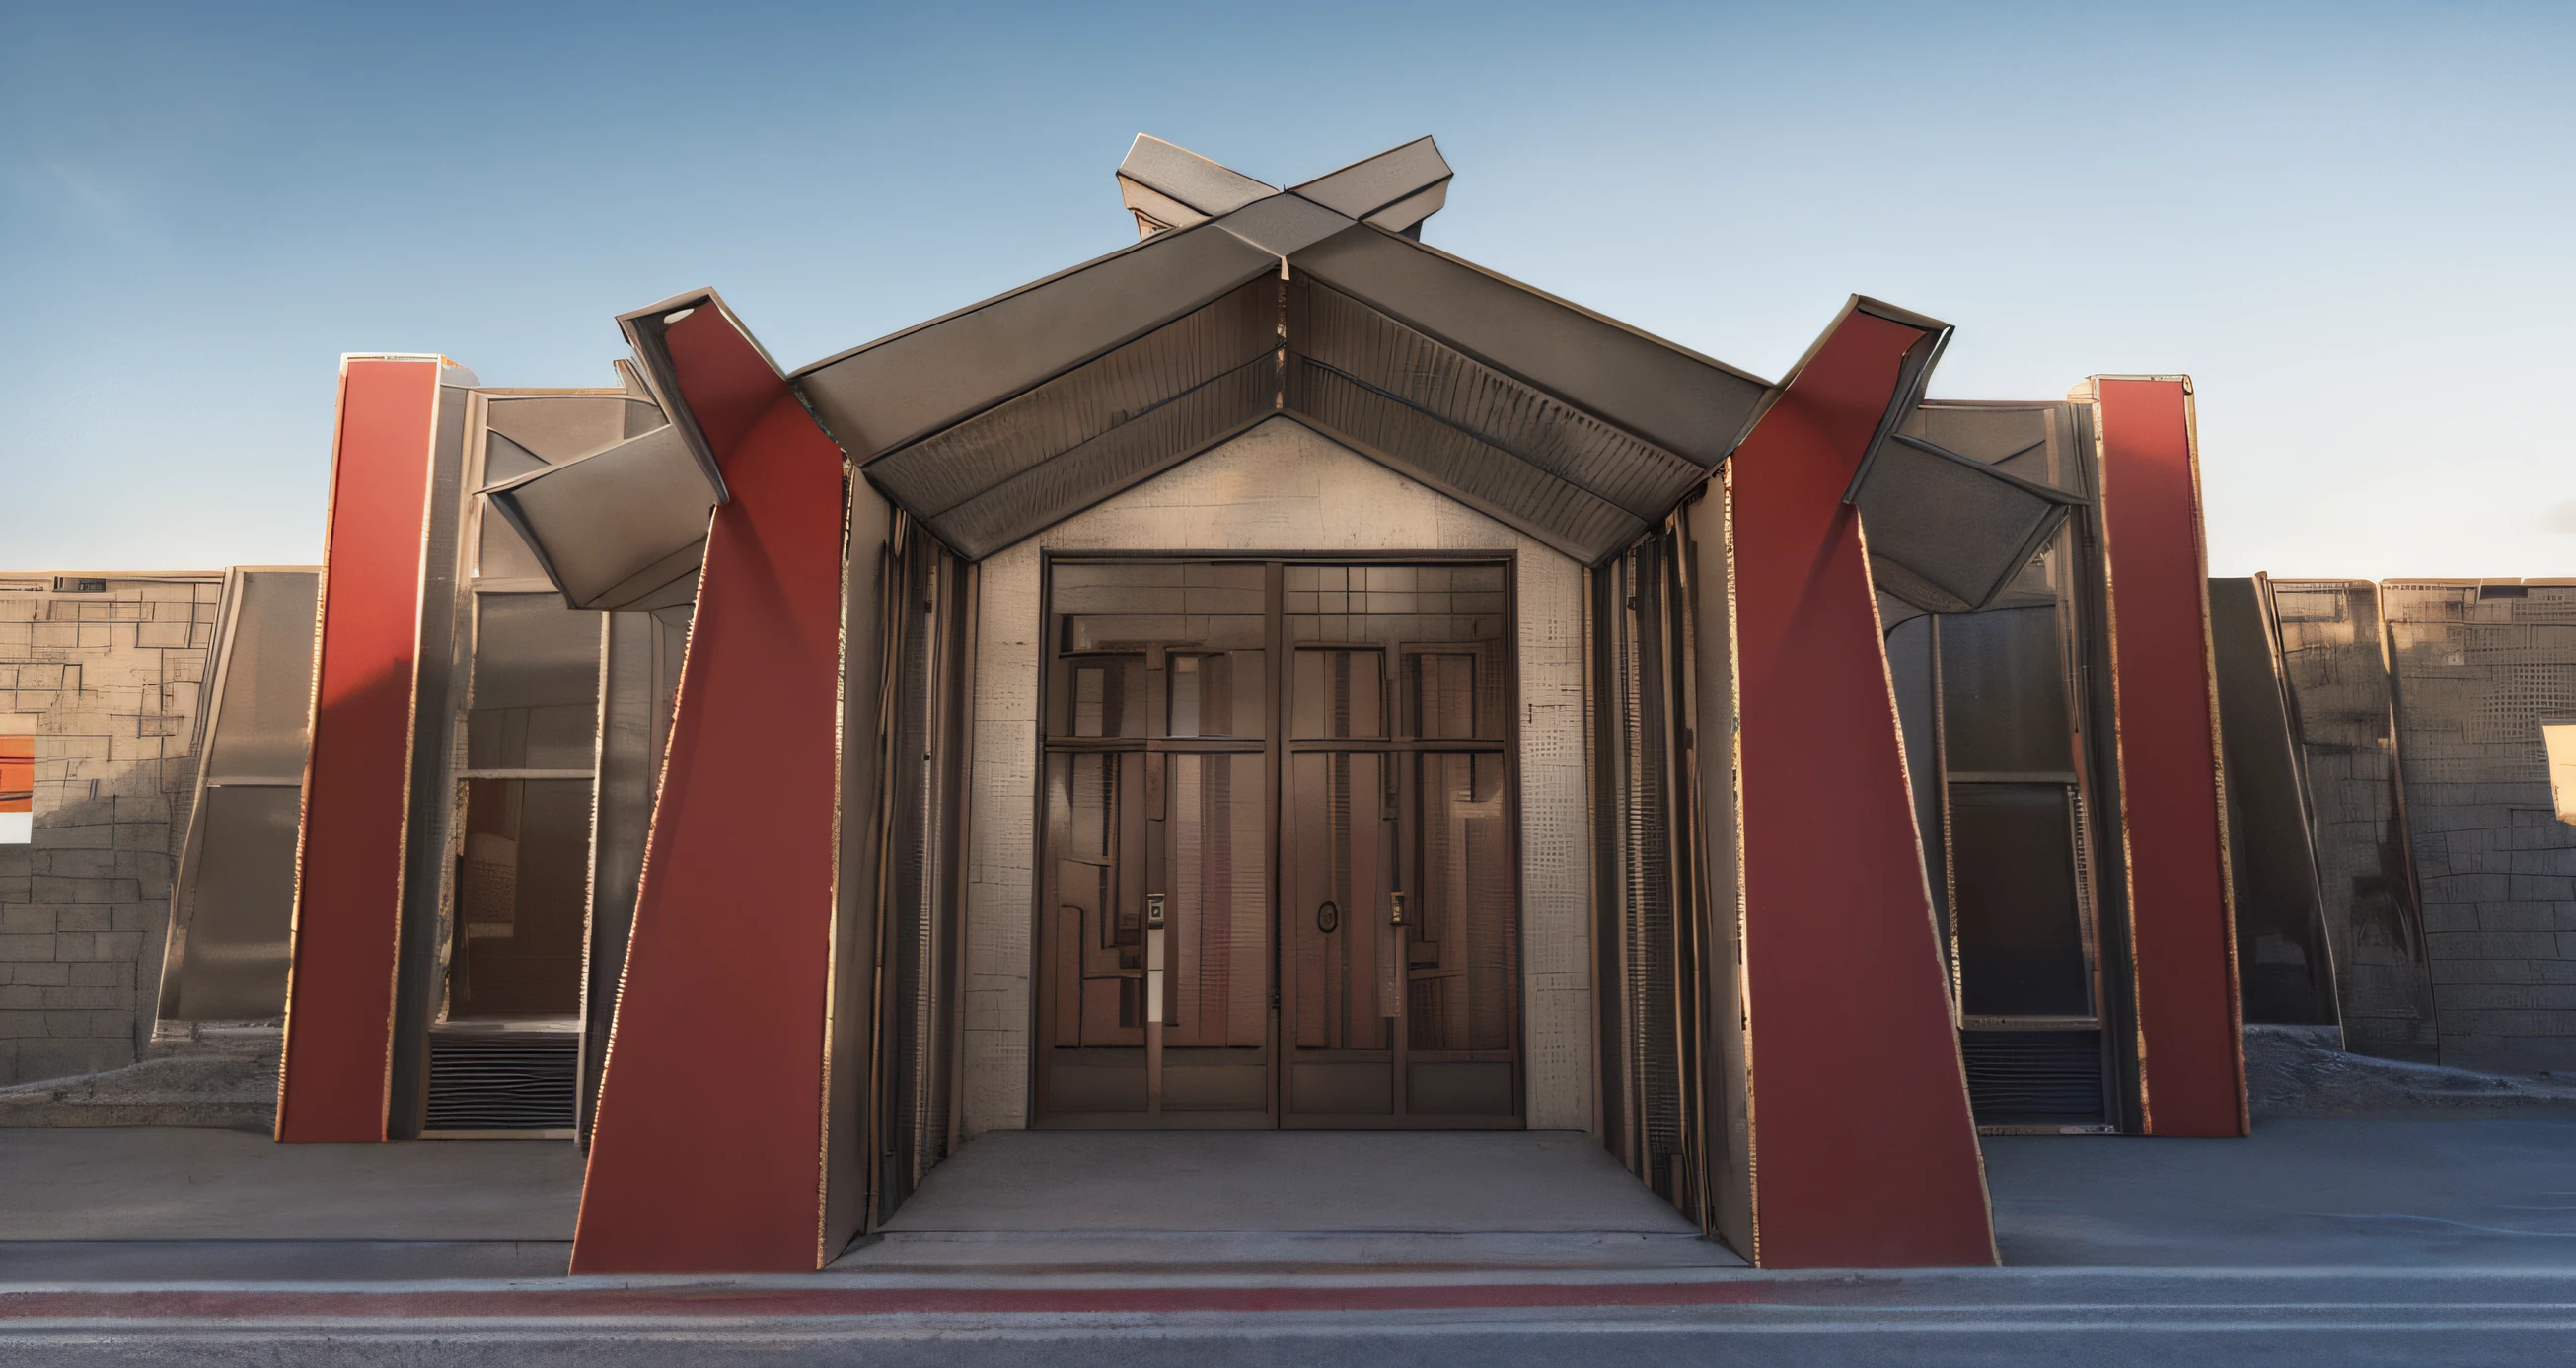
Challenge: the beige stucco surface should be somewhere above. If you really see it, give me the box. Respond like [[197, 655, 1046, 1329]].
[[962, 417, 1593, 1135]]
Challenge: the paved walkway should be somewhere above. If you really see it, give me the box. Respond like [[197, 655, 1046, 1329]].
[[846, 1130, 1721, 1272], [1983, 1114, 2576, 1267], [5, 1115, 2575, 1280], [0, 1127, 581, 1241]]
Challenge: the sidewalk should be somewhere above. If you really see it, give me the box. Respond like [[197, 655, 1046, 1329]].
[[2, 1112, 2573, 1281]]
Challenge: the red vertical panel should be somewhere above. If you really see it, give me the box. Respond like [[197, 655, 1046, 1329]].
[[2094, 377, 2245, 1137], [570, 309, 848, 1272], [276, 355, 441, 1143], [1729, 309, 1996, 1267]]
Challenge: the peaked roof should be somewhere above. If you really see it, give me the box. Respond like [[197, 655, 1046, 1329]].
[[792, 135, 1772, 562], [495, 136, 2084, 613]]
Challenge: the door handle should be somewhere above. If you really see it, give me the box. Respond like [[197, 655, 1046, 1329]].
[[1316, 900, 1339, 934], [1390, 890, 1406, 928]]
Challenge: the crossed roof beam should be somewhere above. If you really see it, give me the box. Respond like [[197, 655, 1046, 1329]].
[[491, 135, 2076, 613], [795, 134, 1772, 563]]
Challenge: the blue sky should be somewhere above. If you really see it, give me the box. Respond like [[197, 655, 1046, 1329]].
[[3, 1, 2569, 576]]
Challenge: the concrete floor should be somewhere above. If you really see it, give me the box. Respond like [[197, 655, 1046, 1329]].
[[879, 1130, 1699, 1234], [0, 1128, 582, 1241], [7, 1115, 2576, 1280], [846, 1130, 1721, 1272], [1982, 1113, 2576, 1267]]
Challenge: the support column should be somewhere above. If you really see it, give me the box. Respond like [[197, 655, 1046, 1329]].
[[2085, 376, 2246, 1137], [276, 354, 449, 1144], [1722, 300, 1997, 1267], [570, 296, 875, 1272]]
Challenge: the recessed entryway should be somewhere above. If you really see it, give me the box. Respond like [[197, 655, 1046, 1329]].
[[1035, 558, 1521, 1129]]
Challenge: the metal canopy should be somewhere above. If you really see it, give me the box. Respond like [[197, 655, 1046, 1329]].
[[514, 136, 2114, 598], [794, 224, 1281, 464], [1290, 136, 1452, 234], [792, 136, 1781, 563], [485, 423, 715, 612], [1117, 134, 1279, 237]]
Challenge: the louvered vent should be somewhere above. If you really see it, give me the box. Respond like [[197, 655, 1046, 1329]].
[[1960, 1029, 2106, 1129], [425, 1027, 578, 1132]]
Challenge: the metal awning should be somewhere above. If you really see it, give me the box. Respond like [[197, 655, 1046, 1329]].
[[794, 136, 1775, 563], [493, 136, 2096, 612]]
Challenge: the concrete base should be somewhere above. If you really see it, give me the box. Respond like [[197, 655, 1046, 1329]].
[[0, 1026, 278, 1131], [844, 1130, 1728, 1272], [2247, 1024, 2576, 1116]]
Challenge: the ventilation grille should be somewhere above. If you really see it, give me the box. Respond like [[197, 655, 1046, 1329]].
[[1960, 1029, 2105, 1128], [425, 1028, 578, 1132]]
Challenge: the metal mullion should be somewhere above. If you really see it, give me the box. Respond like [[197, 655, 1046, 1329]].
[[1265, 560, 1284, 1127], [1283, 740, 1506, 755]]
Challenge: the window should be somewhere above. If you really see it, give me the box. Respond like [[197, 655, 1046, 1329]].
[[2545, 721, 2576, 825], [0, 734, 29, 844]]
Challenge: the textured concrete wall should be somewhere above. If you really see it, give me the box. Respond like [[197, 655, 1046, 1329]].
[[2383, 581, 2576, 1073], [963, 417, 1593, 1135], [0, 575, 219, 1086], [2266, 581, 2442, 1063]]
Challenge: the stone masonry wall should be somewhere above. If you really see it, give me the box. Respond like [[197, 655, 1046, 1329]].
[[0, 574, 219, 1086]]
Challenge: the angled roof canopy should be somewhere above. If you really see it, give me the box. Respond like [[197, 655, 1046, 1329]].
[[794, 135, 1774, 563], [499, 136, 2093, 612]]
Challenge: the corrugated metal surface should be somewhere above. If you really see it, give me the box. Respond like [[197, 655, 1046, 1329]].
[[865, 281, 1276, 529], [1959, 1030, 2107, 1127], [425, 1027, 578, 1131], [1287, 359, 1644, 561], [1290, 280, 1705, 521]]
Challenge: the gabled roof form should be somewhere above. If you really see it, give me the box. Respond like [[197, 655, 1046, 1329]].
[[495, 136, 2093, 608], [792, 136, 1776, 563]]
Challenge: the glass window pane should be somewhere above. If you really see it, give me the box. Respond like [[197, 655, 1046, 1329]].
[[469, 594, 602, 770], [1287, 562, 1508, 740], [450, 777, 591, 1017], [1291, 648, 1384, 739], [1950, 782, 2092, 1017], [202, 571, 318, 781], [1939, 606, 2071, 773], [1049, 654, 1150, 739]]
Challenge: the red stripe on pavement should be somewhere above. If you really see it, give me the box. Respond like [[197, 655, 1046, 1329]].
[[0, 1282, 1787, 1321]]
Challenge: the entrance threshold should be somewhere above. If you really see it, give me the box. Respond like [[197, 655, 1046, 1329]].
[[839, 1131, 1734, 1274]]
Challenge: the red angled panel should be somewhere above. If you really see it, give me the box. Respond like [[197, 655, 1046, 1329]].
[[570, 308, 848, 1272], [276, 355, 442, 1143], [2094, 377, 2245, 1137], [1728, 309, 1996, 1267]]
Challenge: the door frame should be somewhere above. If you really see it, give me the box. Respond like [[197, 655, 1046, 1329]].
[[1028, 551, 1526, 1130]]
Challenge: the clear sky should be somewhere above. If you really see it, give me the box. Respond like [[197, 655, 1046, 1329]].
[[3, 1, 2569, 578]]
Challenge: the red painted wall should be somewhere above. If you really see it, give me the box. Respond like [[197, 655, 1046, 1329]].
[[2094, 378, 2246, 1137], [1728, 308, 1997, 1267], [276, 356, 442, 1143], [570, 307, 850, 1272]]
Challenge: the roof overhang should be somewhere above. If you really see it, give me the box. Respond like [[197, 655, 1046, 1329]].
[[491, 137, 2106, 616]]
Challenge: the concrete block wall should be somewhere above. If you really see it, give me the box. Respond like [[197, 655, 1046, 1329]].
[[2264, 581, 2442, 1063], [0, 575, 220, 1086], [2383, 582, 2576, 1073]]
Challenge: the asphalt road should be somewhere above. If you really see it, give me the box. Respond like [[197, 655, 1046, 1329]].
[[0, 1271, 2568, 1366]]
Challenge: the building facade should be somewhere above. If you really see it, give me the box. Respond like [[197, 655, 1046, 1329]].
[[12, 135, 2327, 1274]]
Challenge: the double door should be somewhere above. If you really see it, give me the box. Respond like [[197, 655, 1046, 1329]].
[[1035, 559, 1519, 1128]]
